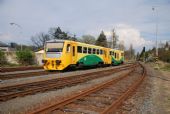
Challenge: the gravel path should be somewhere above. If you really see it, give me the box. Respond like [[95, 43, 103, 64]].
[[0, 69, 130, 114], [149, 65, 170, 114], [114, 63, 170, 114]]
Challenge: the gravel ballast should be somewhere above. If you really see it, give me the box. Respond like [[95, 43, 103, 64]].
[[0, 69, 131, 114], [0, 64, 131, 88], [114, 63, 170, 114]]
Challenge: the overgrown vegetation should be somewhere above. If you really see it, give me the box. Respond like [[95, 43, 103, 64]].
[[0, 50, 7, 66], [158, 48, 170, 63], [138, 41, 170, 63], [16, 50, 34, 65], [160, 64, 170, 71]]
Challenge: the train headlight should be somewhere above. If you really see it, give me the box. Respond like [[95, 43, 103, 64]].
[[56, 60, 61, 65]]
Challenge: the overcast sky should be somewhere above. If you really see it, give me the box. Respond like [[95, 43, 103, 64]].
[[0, 0, 170, 51]]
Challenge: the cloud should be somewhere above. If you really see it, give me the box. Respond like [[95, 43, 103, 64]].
[[0, 0, 169, 48], [105, 24, 154, 49], [0, 33, 14, 43]]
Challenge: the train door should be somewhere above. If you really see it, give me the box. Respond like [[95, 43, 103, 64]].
[[108, 49, 112, 64], [103, 48, 107, 64], [65, 43, 72, 65], [71, 43, 77, 64]]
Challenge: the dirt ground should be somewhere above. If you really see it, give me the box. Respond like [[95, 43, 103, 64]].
[[151, 66, 170, 114], [116, 63, 170, 114]]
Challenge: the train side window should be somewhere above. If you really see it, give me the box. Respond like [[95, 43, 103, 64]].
[[77, 46, 82, 53], [93, 48, 96, 54], [66, 44, 70, 52], [73, 46, 75, 56], [121, 53, 124, 56], [115, 53, 117, 58], [88, 48, 92, 54], [97, 49, 99, 54], [100, 50, 103, 55], [110, 51, 112, 55], [112, 51, 114, 55], [83, 47, 87, 53]]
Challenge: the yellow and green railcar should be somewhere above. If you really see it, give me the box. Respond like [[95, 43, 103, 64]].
[[42, 40, 124, 71], [110, 49, 124, 65]]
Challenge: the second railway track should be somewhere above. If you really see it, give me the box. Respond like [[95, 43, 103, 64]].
[[29, 63, 146, 114], [0, 64, 136, 102], [0, 63, 133, 80], [0, 66, 42, 73], [0, 70, 58, 80]]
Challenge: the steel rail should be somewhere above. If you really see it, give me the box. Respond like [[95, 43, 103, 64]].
[[0, 64, 135, 90], [101, 63, 146, 114], [0, 64, 132, 80], [28, 63, 145, 114], [0, 65, 135, 101], [28, 69, 135, 114], [0, 71, 58, 80], [0, 66, 42, 73]]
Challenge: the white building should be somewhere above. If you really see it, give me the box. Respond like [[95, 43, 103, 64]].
[[35, 50, 44, 66], [0, 41, 10, 51]]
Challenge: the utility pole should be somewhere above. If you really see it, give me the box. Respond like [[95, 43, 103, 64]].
[[152, 6, 158, 57], [10, 23, 23, 50]]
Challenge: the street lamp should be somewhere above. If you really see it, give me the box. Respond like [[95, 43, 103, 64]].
[[152, 6, 158, 57], [9, 22, 23, 50], [10, 23, 22, 29]]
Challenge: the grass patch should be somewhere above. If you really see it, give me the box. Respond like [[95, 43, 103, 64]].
[[161, 64, 170, 71]]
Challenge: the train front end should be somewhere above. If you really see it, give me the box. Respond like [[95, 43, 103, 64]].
[[42, 40, 66, 71]]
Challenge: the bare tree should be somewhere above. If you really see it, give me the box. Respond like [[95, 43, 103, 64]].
[[118, 40, 125, 51], [129, 44, 135, 59], [31, 32, 50, 48], [111, 29, 118, 49], [80, 35, 96, 44]]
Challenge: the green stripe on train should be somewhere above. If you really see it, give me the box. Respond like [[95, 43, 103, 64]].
[[78, 55, 103, 66], [112, 56, 124, 65]]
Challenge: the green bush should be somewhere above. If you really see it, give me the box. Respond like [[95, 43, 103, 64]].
[[161, 64, 170, 71], [159, 49, 170, 63], [16, 50, 34, 65], [0, 50, 7, 66]]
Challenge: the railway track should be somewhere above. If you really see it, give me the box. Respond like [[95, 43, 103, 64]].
[[0, 70, 58, 80], [0, 64, 133, 80], [28, 63, 146, 114], [0, 64, 136, 102], [0, 66, 42, 73]]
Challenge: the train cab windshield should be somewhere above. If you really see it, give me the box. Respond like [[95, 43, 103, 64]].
[[46, 42, 64, 52]]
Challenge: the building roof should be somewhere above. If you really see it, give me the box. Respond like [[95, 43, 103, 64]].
[[46, 39, 65, 42], [35, 50, 44, 54], [0, 41, 8, 47]]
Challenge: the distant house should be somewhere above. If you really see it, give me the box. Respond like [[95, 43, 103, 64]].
[[0, 41, 10, 51], [35, 50, 44, 66]]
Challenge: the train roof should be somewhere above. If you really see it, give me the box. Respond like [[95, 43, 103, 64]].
[[46, 39, 124, 52], [46, 39, 65, 43]]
